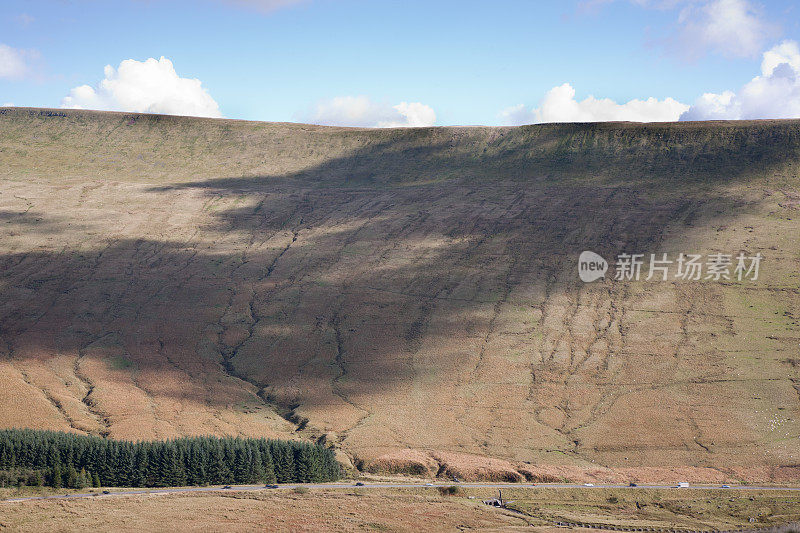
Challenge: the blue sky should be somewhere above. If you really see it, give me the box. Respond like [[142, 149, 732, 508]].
[[1, 0, 800, 126]]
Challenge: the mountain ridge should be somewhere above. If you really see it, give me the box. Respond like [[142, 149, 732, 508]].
[[1, 107, 798, 482]]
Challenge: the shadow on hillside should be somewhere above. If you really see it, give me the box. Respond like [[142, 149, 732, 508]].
[[149, 120, 800, 194], [0, 123, 796, 436]]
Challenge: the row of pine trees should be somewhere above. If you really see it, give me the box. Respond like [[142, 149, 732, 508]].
[[0, 429, 340, 488]]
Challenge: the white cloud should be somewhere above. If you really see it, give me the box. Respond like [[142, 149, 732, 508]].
[[61, 57, 222, 118], [0, 44, 31, 80], [681, 40, 800, 120], [385, 102, 436, 128], [501, 83, 689, 125], [761, 40, 800, 77], [306, 96, 436, 128], [2, 102, 13, 107], [580, 0, 776, 59], [677, 0, 775, 58]]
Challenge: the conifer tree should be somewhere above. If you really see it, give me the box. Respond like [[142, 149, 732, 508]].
[[0, 429, 339, 488], [51, 464, 62, 488], [66, 464, 78, 489]]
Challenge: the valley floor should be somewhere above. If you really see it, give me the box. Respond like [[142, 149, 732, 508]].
[[1, 485, 800, 532]]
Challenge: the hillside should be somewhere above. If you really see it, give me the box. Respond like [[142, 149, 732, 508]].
[[1, 107, 799, 482]]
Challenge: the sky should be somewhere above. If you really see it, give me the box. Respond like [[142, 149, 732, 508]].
[[1, 0, 800, 127]]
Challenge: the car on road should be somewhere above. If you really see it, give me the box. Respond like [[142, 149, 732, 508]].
[[222, 485, 231, 489], [265, 484, 279, 489], [628, 482, 638, 487], [102, 490, 110, 495], [354, 482, 365, 486], [424, 483, 433, 486], [721, 484, 731, 488], [583, 483, 594, 487]]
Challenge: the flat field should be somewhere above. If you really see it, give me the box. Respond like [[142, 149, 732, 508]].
[[1, 486, 799, 532]]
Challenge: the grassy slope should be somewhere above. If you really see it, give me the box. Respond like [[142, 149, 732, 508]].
[[0, 107, 799, 481]]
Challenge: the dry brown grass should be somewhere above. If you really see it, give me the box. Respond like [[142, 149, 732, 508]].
[[0, 108, 799, 481], [1, 487, 799, 532], [0, 490, 530, 532], [497, 487, 800, 532], [364, 450, 800, 485]]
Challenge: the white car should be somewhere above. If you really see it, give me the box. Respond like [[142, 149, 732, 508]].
[[583, 483, 595, 487]]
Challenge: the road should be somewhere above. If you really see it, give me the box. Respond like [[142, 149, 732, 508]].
[[2, 482, 800, 504]]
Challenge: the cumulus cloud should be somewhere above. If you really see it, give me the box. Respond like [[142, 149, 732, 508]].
[[2, 103, 13, 107], [61, 57, 222, 118], [0, 44, 33, 80], [677, 0, 775, 58], [500, 83, 689, 125], [580, 0, 776, 59], [681, 40, 800, 120], [306, 96, 436, 128]]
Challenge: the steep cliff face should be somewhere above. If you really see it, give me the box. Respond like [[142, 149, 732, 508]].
[[1, 108, 798, 480]]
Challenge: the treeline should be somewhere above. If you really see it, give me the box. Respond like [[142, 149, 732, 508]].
[[0, 429, 340, 488]]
